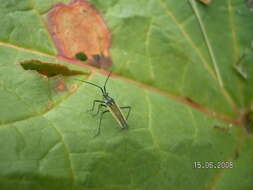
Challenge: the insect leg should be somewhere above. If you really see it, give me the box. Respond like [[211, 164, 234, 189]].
[[120, 106, 131, 120], [88, 100, 104, 112], [92, 104, 107, 117], [94, 110, 110, 137]]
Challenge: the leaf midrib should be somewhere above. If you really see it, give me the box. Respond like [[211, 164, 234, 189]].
[[0, 40, 240, 126]]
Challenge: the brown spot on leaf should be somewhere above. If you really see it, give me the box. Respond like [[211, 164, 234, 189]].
[[234, 149, 239, 160], [52, 77, 79, 94], [212, 125, 229, 132], [89, 53, 112, 68], [47, 102, 55, 110], [54, 79, 67, 92], [184, 97, 202, 110], [20, 59, 87, 77], [240, 110, 253, 134], [48, 0, 111, 68], [69, 83, 79, 93]]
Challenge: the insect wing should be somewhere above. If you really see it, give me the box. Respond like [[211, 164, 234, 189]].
[[108, 101, 128, 129]]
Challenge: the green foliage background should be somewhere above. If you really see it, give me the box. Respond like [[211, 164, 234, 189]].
[[0, 0, 253, 189]]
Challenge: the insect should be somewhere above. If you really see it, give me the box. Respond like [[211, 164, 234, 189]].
[[76, 72, 131, 137]]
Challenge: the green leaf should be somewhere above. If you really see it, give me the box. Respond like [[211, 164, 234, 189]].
[[0, 0, 253, 190]]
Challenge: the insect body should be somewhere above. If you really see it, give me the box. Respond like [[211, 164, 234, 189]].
[[76, 72, 131, 136]]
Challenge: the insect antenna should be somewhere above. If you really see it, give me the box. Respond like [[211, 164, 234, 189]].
[[103, 71, 112, 93], [75, 79, 104, 94]]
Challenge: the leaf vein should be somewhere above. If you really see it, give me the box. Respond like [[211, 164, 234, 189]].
[[144, 91, 161, 149], [158, 0, 217, 80], [0, 85, 78, 126], [0, 41, 56, 58], [188, 0, 223, 87], [43, 116, 76, 186], [187, 107, 198, 144], [145, 18, 155, 80]]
